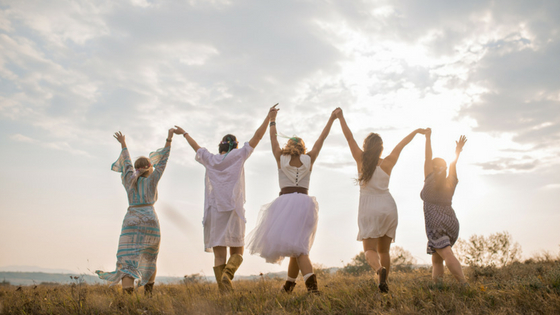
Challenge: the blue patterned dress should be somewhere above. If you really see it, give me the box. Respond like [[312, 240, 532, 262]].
[[420, 172, 460, 255], [96, 146, 170, 286]]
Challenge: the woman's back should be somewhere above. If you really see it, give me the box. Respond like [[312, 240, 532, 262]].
[[278, 154, 311, 189], [360, 166, 391, 195]]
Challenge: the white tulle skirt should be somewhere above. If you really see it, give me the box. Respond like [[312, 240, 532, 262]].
[[246, 193, 319, 264]]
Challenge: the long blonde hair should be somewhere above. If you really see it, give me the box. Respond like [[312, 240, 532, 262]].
[[129, 156, 151, 191], [358, 133, 383, 185], [280, 138, 307, 156]]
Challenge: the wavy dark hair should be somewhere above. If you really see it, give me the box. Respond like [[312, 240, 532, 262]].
[[358, 133, 383, 185], [219, 134, 238, 153]]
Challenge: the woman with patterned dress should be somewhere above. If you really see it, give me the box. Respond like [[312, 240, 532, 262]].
[[334, 108, 424, 293], [246, 106, 336, 294], [96, 129, 174, 295], [421, 128, 467, 284], [173, 106, 274, 292]]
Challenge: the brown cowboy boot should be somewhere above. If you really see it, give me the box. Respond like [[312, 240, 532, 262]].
[[213, 264, 226, 292], [221, 254, 243, 291], [122, 287, 134, 295], [304, 274, 319, 294], [281, 280, 296, 293]]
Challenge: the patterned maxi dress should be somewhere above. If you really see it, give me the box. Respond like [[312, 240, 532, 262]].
[[96, 146, 170, 286], [420, 172, 460, 255]]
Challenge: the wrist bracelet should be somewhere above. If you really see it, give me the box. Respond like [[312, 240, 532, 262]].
[[269, 121, 276, 127], [183, 132, 188, 137], [166, 138, 172, 142]]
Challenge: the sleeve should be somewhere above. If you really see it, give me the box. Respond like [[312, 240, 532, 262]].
[[111, 148, 134, 186], [149, 147, 171, 184], [240, 142, 255, 160], [195, 147, 211, 165]]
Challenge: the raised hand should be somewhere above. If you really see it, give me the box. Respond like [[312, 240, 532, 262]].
[[424, 128, 432, 137], [168, 128, 175, 138], [333, 107, 343, 119], [415, 128, 427, 135], [174, 125, 186, 135], [113, 131, 125, 144], [455, 135, 467, 154], [269, 103, 279, 121]]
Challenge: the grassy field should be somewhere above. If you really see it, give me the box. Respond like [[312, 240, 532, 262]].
[[1, 259, 560, 314]]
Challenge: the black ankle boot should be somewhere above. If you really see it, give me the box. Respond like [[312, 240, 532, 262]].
[[281, 281, 296, 293], [305, 274, 319, 294], [144, 282, 154, 297]]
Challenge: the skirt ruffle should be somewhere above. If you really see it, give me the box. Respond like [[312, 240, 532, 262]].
[[246, 193, 319, 264]]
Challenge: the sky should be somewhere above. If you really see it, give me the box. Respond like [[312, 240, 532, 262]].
[[1, 0, 559, 279]]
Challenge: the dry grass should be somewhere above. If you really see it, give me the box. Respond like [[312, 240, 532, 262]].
[[2, 260, 560, 314]]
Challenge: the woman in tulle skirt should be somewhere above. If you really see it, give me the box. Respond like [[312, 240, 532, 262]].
[[247, 106, 337, 293]]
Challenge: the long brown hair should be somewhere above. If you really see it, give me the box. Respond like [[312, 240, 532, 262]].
[[358, 133, 383, 185], [129, 156, 151, 191], [280, 138, 306, 156]]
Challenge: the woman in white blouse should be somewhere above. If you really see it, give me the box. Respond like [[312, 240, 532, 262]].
[[174, 106, 275, 292], [247, 106, 337, 294]]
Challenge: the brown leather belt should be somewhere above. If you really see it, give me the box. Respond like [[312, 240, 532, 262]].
[[279, 187, 308, 196]]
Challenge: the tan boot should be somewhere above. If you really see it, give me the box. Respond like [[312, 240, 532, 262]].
[[221, 254, 243, 291], [213, 264, 226, 292]]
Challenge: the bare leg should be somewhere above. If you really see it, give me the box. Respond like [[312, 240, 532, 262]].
[[287, 257, 300, 279], [122, 276, 134, 289], [432, 251, 444, 281], [148, 267, 157, 283], [363, 238, 382, 272], [229, 246, 244, 256], [377, 236, 393, 277], [214, 246, 227, 266], [435, 246, 466, 283], [296, 255, 313, 276]]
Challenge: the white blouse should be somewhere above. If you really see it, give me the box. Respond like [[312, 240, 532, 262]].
[[278, 154, 311, 189], [195, 142, 254, 222]]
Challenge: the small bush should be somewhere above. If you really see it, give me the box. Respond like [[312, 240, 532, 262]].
[[455, 231, 522, 267]]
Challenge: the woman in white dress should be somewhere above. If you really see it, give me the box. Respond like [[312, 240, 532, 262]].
[[335, 108, 424, 292], [173, 106, 275, 292], [247, 106, 337, 294]]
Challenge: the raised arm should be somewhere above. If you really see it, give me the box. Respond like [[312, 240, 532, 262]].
[[449, 135, 467, 179], [114, 131, 127, 149], [268, 105, 282, 164], [307, 109, 337, 164], [335, 108, 363, 165], [174, 126, 201, 152], [165, 128, 174, 148], [424, 128, 433, 178], [382, 128, 425, 174], [248, 104, 277, 149]]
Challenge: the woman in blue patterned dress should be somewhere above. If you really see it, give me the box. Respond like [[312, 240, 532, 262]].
[[421, 128, 467, 284], [96, 129, 174, 294]]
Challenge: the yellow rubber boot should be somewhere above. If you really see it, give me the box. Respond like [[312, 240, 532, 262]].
[[221, 254, 243, 291], [213, 264, 226, 292]]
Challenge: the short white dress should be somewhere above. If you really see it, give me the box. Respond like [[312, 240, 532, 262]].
[[246, 155, 319, 264], [357, 165, 398, 242], [195, 142, 254, 252]]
